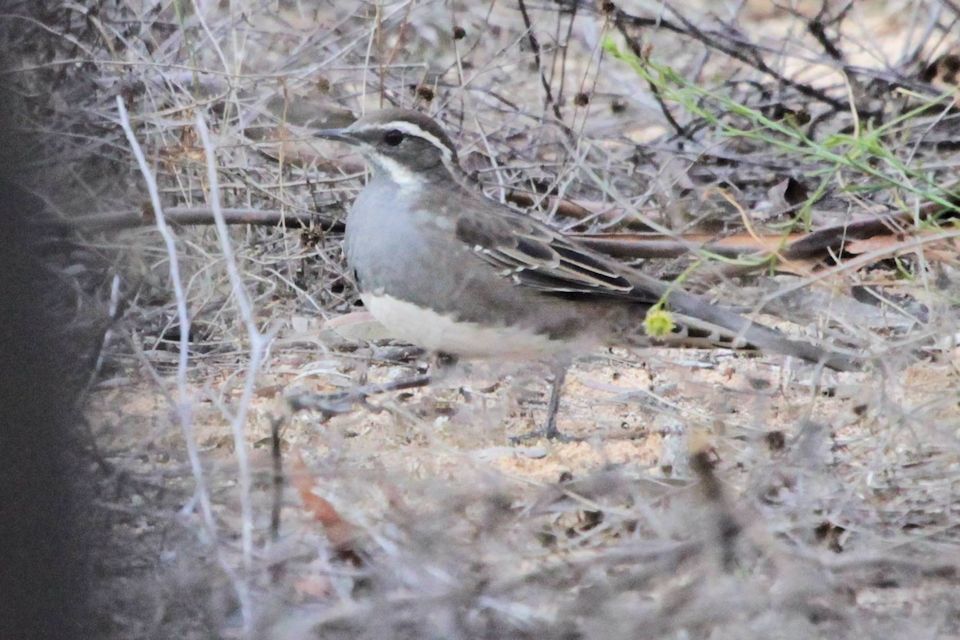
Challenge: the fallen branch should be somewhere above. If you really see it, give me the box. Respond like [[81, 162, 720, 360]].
[[53, 189, 958, 269], [286, 374, 433, 419], [576, 198, 959, 263], [49, 206, 343, 233]]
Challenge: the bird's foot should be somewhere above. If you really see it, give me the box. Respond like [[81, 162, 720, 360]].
[[510, 365, 578, 443], [509, 417, 581, 444], [509, 429, 581, 444]]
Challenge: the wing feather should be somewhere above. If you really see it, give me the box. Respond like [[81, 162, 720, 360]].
[[456, 208, 639, 299], [450, 197, 858, 371]]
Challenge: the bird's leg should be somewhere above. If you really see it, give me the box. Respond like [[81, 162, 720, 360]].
[[431, 351, 459, 382], [511, 362, 576, 443], [542, 364, 568, 440], [434, 351, 459, 369]]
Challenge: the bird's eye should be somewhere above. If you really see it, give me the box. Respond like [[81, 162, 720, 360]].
[[383, 129, 404, 146]]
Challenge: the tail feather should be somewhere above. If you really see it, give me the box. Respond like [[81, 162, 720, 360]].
[[624, 270, 860, 372]]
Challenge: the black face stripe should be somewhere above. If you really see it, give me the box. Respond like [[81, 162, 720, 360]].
[[347, 114, 458, 163], [350, 123, 453, 160], [383, 129, 404, 146]]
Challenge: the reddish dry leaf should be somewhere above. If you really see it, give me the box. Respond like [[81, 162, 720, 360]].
[[713, 232, 806, 250], [773, 257, 822, 277], [842, 231, 960, 257], [922, 247, 960, 263], [575, 231, 807, 256], [844, 235, 912, 255], [291, 452, 357, 553], [293, 576, 334, 600]]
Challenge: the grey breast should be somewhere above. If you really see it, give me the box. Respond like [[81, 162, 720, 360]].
[[343, 176, 603, 341]]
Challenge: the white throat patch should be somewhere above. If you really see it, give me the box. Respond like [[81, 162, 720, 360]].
[[369, 154, 423, 190]]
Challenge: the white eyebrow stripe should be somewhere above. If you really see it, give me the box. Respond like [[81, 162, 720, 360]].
[[347, 120, 454, 164]]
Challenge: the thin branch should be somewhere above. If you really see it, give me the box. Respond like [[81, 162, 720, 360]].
[[608, 3, 850, 112], [517, 0, 564, 122], [52, 206, 343, 233], [610, 10, 689, 139], [195, 112, 263, 581], [287, 374, 433, 418], [115, 96, 217, 540]]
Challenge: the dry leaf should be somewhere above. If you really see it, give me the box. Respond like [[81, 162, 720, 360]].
[[291, 452, 357, 554]]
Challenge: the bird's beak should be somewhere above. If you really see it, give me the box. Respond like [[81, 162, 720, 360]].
[[314, 127, 356, 144]]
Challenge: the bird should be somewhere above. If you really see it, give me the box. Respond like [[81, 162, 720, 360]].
[[316, 108, 856, 440]]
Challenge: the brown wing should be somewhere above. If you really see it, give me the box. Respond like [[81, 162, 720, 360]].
[[453, 202, 859, 371], [455, 208, 654, 301]]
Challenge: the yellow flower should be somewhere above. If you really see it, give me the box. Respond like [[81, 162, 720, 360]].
[[643, 307, 675, 337]]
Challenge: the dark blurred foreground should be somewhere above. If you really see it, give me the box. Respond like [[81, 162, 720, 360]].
[[0, 66, 98, 639]]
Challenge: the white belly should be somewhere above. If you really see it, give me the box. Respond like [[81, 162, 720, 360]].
[[361, 293, 561, 358]]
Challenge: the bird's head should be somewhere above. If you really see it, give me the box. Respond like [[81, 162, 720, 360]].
[[316, 108, 460, 187]]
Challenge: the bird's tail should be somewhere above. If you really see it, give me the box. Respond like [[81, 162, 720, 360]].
[[623, 268, 860, 372]]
